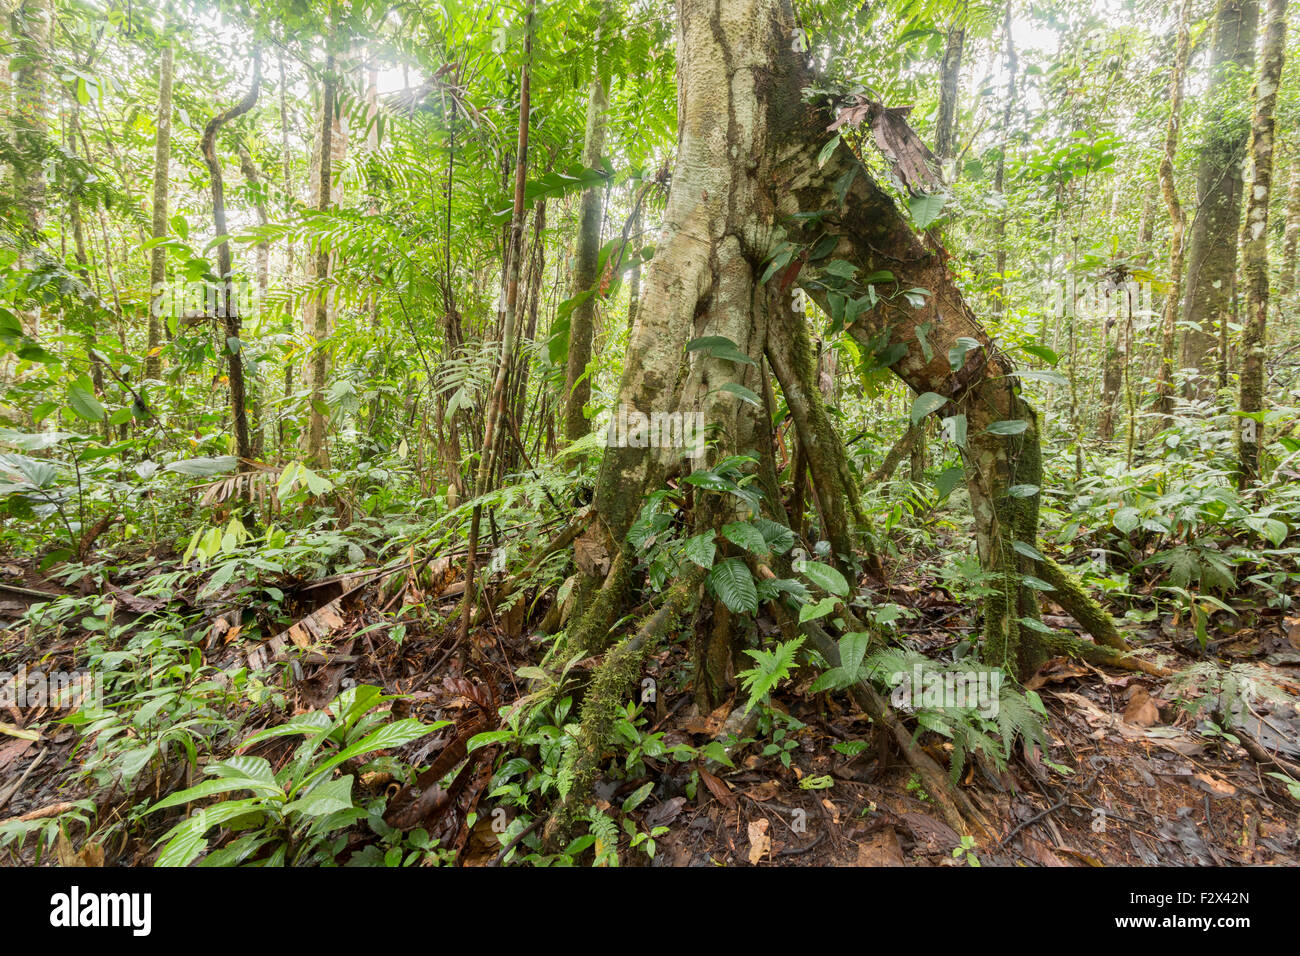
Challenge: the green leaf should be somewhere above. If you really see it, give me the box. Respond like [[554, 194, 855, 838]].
[[752, 517, 796, 555], [1016, 368, 1069, 387], [817, 134, 841, 167], [284, 775, 354, 818], [683, 533, 718, 569], [1012, 540, 1045, 562], [68, 380, 105, 422], [622, 781, 655, 813], [908, 191, 947, 229], [1112, 507, 1140, 535], [948, 337, 981, 371], [910, 391, 949, 424], [721, 521, 769, 555], [166, 456, 238, 477], [798, 596, 837, 623], [796, 559, 850, 597], [709, 558, 758, 614], [685, 335, 757, 367], [985, 420, 1028, 436], [1019, 344, 1061, 366], [719, 382, 762, 406]]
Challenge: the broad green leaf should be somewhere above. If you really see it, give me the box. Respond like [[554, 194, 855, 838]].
[[710, 558, 758, 614], [796, 559, 850, 597], [910, 391, 949, 424]]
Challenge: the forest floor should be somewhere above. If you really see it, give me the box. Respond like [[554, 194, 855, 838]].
[[2, 546, 1299, 867]]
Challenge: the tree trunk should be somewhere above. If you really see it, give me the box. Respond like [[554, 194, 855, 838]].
[[239, 144, 271, 459], [1237, 0, 1288, 485], [934, 7, 965, 176], [1178, 0, 1259, 397], [1155, 0, 1193, 420], [200, 54, 261, 463], [548, 0, 1129, 840], [564, 4, 612, 444], [10, 0, 49, 234], [146, 35, 173, 381], [991, 2, 1017, 315], [1281, 138, 1300, 296], [459, 0, 535, 649], [308, 54, 336, 466]]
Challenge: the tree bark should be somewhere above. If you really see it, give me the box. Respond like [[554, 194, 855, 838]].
[[1178, 0, 1259, 396], [1236, 0, 1288, 485], [459, 0, 535, 648], [146, 35, 173, 381], [200, 53, 261, 463], [308, 53, 336, 466], [1155, 0, 1193, 420], [934, 6, 965, 175], [564, 3, 612, 444]]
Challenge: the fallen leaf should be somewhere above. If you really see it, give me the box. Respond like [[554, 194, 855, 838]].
[[855, 826, 904, 865], [1286, 617, 1300, 652], [1192, 772, 1237, 798], [699, 767, 737, 809], [747, 818, 770, 865], [0, 722, 40, 741], [1123, 688, 1160, 727]]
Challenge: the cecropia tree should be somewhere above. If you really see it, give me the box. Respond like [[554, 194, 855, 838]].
[[542, 0, 1140, 840]]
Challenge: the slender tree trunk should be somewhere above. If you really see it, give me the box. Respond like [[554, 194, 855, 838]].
[[308, 54, 336, 466], [200, 54, 261, 463], [1281, 138, 1300, 296], [935, 5, 966, 176], [1155, 0, 1193, 420], [10, 0, 49, 235], [239, 144, 271, 459], [460, 0, 534, 646], [1178, 0, 1259, 396], [991, 2, 1017, 314], [278, 51, 296, 457], [564, 3, 611, 443], [146, 37, 173, 381], [1237, 0, 1288, 485]]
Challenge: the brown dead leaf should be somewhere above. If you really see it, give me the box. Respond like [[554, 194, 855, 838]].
[[1123, 688, 1161, 727], [854, 826, 904, 866], [574, 531, 611, 577], [682, 701, 731, 736], [1192, 772, 1236, 798], [0, 736, 34, 770], [56, 832, 103, 867], [747, 818, 771, 865], [699, 767, 737, 809], [745, 779, 782, 802], [1020, 834, 1069, 867], [1025, 656, 1091, 691], [1286, 617, 1300, 651]]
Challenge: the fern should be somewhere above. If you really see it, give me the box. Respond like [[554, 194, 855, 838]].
[[587, 808, 620, 867], [737, 637, 805, 714]]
